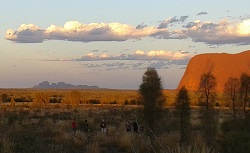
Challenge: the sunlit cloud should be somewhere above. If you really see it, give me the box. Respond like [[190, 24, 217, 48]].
[[6, 18, 250, 45], [76, 50, 191, 61], [5, 24, 45, 43], [184, 19, 250, 45], [5, 21, 170, 43]]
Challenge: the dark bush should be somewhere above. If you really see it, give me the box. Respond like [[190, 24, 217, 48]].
[[89, 99, 100, 104], [109, 101, 117, 104], [197, 101, 206, 106], [14, 96, 31, 102], [220, 118, 250, 153], [130, 100, 137, 105], [124, 100, 129, 105], [49, 97, 62, 103], [1, 93, 11, 102]]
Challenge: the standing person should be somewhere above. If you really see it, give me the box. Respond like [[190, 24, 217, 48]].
[[139, 124, 144, 133], [100, 119, 107, 135], [84, 120, 89, 132], [72, 118, 77, 132], [133, 122, 138, 133], [126, 121, 131, 132]]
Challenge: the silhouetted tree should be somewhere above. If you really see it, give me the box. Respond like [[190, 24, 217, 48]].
[[240, 73, 250, 119], [175, 86, 191, 145], [224, 77, 240, 119], [198, 71, 217, 110], [139, 67, 166, 134], [198, 71, 218, 146]]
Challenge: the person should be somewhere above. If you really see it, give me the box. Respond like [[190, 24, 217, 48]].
[[139, 124, 144, 133], [100, 119, 107, 135], [133, 122, 138, 133], [84, 120, 89, 132], [72, 118, 77, 132], [126, 121, 131, 132]]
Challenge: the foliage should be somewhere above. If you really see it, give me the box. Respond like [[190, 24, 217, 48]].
[[14, 96, 32, 102], [61, 90, 81, 106], [240, 73, 250, 119], [220, 116, 250, 153], [198, 71, 217, 110], [223, 77, 240, 119], [1, 93, 11, 103], [139, 67, 166, 134], [175, 86, 191, 145], [32, 91, 50, 107], [89, 99, 101, 104]]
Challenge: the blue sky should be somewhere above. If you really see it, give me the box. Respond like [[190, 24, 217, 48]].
[[1, 0, 250, 89]]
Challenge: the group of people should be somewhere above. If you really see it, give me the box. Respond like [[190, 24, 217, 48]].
[[126, 121, 144, 133], [71, 119, 89, 133], [71, 119, 143, 135], [71, 119, 107, 134]]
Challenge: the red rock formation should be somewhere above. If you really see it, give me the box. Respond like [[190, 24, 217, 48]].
[[177, 50, 250, 92]]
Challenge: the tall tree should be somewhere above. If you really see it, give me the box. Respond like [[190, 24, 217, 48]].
[[224, 77, 240, 119], [175, 86, 191, 145], [139, 67, 165, 134], [240, 73, 250, 119], [198, 71, 217, 146], [198, 71, 217, 110]]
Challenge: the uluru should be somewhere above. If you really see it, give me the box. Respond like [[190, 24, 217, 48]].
[[177, 50, 250, 92]]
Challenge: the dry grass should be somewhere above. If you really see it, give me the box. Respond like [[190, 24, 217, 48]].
[[0, 103, 229, 153], [1, 88, 246, 152]]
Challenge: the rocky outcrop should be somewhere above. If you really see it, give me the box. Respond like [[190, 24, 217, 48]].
[[177, 50, 250, 92], [33, 81, 100, 89]]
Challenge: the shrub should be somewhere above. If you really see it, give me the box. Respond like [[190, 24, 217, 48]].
[[1, 94, 11, 102], [89, 99, 100, 104]]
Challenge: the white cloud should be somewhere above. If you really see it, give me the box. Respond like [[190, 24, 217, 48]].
[[5, 21, 170, 43], [6, 24, 45, 43], [6, 18, 250, 45], [185, 19, 250, 45], [76, 50, 191, 61]]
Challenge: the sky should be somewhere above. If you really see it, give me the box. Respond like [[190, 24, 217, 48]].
[[1, 0, 250, 89]]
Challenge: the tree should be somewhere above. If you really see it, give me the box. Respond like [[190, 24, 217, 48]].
[[198, 71, 217, 145], [1, 93, 9, 103], [139, 67, 165, 134], [224, 77, 240, 119], [175, 86, 191, 145], [198, 71, 217, 110], [240, 73, 250, 119]]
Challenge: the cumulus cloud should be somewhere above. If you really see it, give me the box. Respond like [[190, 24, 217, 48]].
[[6, 17, 250, 46], [5, 24, 45, 43], [76, 50, 191, 61], [6, 21, 170, 43], [197, 12, 208, 15], [184, 19, 250, 45]]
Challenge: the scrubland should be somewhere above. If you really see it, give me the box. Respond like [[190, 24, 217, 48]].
[[0, 89, 249, 153]]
